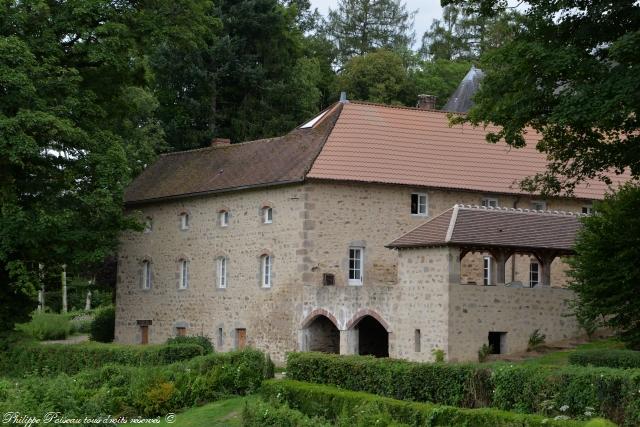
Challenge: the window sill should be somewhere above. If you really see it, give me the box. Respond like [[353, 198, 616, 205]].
[[348, 281, 363, 286], [411, 213, 429, 217]]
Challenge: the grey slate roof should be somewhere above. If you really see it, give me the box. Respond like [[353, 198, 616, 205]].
[[442, 66, 484, 113], [387, 205, 584, 252]]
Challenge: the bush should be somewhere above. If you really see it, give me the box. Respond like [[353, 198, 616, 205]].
[[261, 379, 605, 427], [15, 312, 71, 340], [0, 349, 272, 418], [528, 329, 547, 351], [569, 349, 640, 369], [286, 352, 640, 426], [1, 341, 206, 377], [242, 399, 331, 426], [478, 343, 493, 362], [90, 306, 115, 342], [166, 335, 214, 353]]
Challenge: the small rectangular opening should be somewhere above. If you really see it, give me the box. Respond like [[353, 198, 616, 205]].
[[176, 326, 187, 337], [414, 329, 421, 352], [236, 328, 247, 349], [323, 273, 335, 286], [488, 331, 507, 354], [217, 327, 223, 348], [140, 325, 149, 345]]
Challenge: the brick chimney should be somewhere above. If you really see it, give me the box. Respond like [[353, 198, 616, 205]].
[[211, 138, 231, 147], [416, 94, 437, 110]]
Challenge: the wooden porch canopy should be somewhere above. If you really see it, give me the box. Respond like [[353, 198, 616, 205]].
[[387, 204, 585, 287]]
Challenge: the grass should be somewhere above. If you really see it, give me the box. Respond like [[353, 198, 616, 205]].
[[123, 396, 256, 427], [520, 338, 625, 367]]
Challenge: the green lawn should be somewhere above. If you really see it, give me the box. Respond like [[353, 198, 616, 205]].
[[123, 396, 256, 427], [520, 338, 624, 367]]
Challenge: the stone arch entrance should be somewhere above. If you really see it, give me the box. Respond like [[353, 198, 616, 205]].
[[348, 311, 389, 358], [301, 310, 340, 354]]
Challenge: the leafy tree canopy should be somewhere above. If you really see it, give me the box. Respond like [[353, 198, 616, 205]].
[[446, 0, 640, 195], [569, 184, 640, 349]]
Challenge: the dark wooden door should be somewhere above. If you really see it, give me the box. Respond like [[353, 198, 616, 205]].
[[140, 325, 149, 345], [236, 328, 246, 349]]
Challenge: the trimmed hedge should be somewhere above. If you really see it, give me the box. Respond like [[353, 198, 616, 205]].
[[569, 349, 640, 369], [0, 349, 272, 419], [166, 335, 214, 353], [90, 305, 115, 342], [242, 399, 331, 426], [1, 341, 206, 377], [286, 352, 640, 426], [261, 380, 610, 426]]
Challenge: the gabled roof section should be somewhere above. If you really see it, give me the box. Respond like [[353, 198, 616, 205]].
[[306, 101, 622, 199], [442, 66, 484, 113], [387, 205, 584, 252], [124, 103, 343, 204]]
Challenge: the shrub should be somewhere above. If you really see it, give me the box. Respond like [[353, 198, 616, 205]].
[[15, 312, 71, 340], [431, 347, 445, 363], [478, 343, 493, 362], [528, 329, 547, 351], [166, 335, 214, 353], [286, 352, 640, 426], [1, 341, 206, 377], [90, 306, 115, 342], [261, 379, 605, 426], [569, 349, 640, 369], [242, 399, 331, 426]]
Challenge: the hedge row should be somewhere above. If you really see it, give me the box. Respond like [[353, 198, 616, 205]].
[[260, 380, 614, 427], [569, 349, 640, 369], [0, 341, 208, 377], [286, 352, 640, 426], [0, 349, 273, 421], [242, 399, 332, 426]]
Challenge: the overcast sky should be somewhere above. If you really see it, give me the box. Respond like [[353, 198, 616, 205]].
[[310, 0, 444, 46]]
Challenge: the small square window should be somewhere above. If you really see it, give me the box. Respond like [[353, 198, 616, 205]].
[[482, 198, 498, 208], [263, 207, 273, 224], [180, 213, 189, 230], [348, 247, 363, 285], [582, 206, 593, 214], [411, 193, 428, 216], [219, 210, 229, 227], [531, 201, 547, 211]]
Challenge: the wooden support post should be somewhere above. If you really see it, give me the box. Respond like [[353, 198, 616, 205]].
[[490, 250, 512, 285], [534, 252, 557, 287], [61, 264, 67, 313]]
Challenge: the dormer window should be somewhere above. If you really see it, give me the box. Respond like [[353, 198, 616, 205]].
[[481, 198, 498, 208], [144, 217, 153, 233], [179, 213, 189, 230], [263, 207, 273, 224], [219, 210, 229, 227], [531, 201, 547, 211]]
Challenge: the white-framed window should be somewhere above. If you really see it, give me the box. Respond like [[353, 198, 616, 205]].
[[482, 198, 499, 208], [179, 259, 189, 289], [217, 257, 227, 289], [142, 260, 152, 290], [483, 256, 492, 286], [348, 247, 364, 285], [263, 207, 273, 224], [582, 205, 593, 214], [531, 201, 547, 211], [180, 212, 189, 230], [411, 193, 428, 216], [261, 255, 271, 288], [219, 210, 229, 227], [144, 217, 153, 233], [529, 261, 539, 287]]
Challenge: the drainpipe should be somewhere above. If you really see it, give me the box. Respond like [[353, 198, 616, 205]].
[[511, 197, 520, 282]]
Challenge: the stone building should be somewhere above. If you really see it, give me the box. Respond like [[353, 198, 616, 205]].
[[116, 98, 619, 362]]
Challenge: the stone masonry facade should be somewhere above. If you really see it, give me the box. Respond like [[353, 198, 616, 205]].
[[116, 179, 591, 362]]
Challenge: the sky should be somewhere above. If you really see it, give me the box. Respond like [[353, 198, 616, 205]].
[[310, 0, 444, 45]]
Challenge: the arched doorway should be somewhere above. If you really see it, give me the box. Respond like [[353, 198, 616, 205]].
[[355, 315, 389, 357], [305, 315, 340, 353]]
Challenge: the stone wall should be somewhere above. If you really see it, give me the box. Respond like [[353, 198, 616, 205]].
[[115, 184, 307, 362]]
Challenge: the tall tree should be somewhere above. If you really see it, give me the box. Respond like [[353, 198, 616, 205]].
[[326, 0, 416, 65], [0, 0, 163, 332], [446, 0, 640, 195]]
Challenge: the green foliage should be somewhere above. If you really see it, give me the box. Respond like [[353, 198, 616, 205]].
[[326, 0, 416, 64], [166, 335, 214, 354], [0, 341, 206, 377], [14, 312, 71, 341], [528, 329, 547, 351], [432, 348, 446, 363], [569, 350, 640, 370], [0, 349, 271, 418], [90, 306, 115, 343], [448, 0, 640, 194], [242, 399, 331, 426], [569, 185, 640, 349], [478, 343, 493, 362], [261, 379, 597, 426], [286, 352, 640, 425]]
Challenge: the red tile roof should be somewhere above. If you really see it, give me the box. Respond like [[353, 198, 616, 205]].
[[387, 204, 583, 252], [307, 101, 625, 199]]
